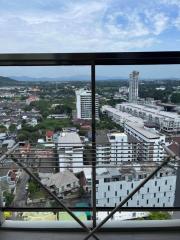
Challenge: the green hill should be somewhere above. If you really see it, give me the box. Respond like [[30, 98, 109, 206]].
[[0, 76, 20, 86]]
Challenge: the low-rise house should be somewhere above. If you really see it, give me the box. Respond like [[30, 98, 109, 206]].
[[41, 170, 80, 199], [2, 139, 15, 149], [0, 167, 17, 190], [0, 133, 7, 141], [46, 130, 54, 143], [47, 114, 68, 119], [26, 96, 39, 105]]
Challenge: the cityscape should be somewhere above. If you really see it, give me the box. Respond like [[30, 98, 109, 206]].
[[1, 68, 180, 222]]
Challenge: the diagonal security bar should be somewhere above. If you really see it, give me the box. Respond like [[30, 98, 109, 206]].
[[84, 154, 175, 240], [9, 153, 100, 240]]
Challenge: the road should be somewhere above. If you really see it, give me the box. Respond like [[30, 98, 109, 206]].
[[12, 171, 29, 207]]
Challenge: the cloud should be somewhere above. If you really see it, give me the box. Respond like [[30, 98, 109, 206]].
[[0, 0, 179, 53]]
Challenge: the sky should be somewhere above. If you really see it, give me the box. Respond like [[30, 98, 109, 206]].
[[0, 0, 180, 78]]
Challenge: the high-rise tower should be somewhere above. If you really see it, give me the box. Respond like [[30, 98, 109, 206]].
[[76, 88, 99, 119], [129, 71, 139, 103]]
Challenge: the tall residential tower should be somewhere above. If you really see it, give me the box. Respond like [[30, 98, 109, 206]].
[[129, 71, 139, 103]]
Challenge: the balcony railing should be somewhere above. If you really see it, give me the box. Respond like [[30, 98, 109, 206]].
[[0, 52, 180, 240]]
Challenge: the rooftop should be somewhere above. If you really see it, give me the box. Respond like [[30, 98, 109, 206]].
[[41, 170, 78, 188], [58, 132, 82, 145], [102, 105, 144, 126], [125, 122, 163, 139], [120, 103, 180, 120], [96, 130, 110, 145]]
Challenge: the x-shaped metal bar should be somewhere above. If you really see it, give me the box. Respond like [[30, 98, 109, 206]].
[[10, 154, 99, 240]]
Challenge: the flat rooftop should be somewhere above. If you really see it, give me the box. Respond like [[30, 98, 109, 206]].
[[102, 105, 144, 126], [119, 103, 180, 120], [125, 122, 163, 139], [58, 132, 82, 145]]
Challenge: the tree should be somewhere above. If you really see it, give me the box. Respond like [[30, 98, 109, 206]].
[[53, 104, 72, 116], [28, 180, 39, 195], [171, 92, 180, 103], [4, 191, 14, 206], [0, 125, 7, 133], [9, 124, 16, 133]]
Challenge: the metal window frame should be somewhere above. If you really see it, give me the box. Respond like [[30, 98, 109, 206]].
[[0, 51, 180, 237]]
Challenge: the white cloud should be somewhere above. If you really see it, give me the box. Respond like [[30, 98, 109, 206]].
[[0, 0, 178, 53]]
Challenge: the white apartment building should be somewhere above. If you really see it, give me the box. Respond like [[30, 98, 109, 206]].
[[117, 102, 180, 133], [96, 166, 176, 218], [101, 105, 144, 126], [96, 131, 132, 165], [125, 122, 165, 162], [96, 131, 111, 165], [57, 132, 84, 173], [76, 89, 99, 119], [108, 132, 132, 164]]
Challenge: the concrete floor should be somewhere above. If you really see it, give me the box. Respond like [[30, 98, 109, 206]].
[[1, 230, 180, 240]]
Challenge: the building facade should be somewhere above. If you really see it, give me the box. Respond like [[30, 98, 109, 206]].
[[118, 103, 180, 133], [129, 71, 139, 103], [96, 166, 176, 209], [125, 122, 165, 162], [76, 89, 99, 119], [57, 131, 84, 173]]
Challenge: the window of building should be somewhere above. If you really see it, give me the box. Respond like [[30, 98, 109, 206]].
[[120, 184, 122, 189], [142, 194, 144, 199], [104, 178, 110, 183], [147, 187, 149, 193], [108, 185, 110, 191], [164, 192, 166, 197], [158, 186, 161, 192], [104, 192, 106, 197], [115, 191, 117, 196], [165, 180, 167, 185], [155, 181, 157, 186], [107, 198, 109, 203], [157, 198, 159, 203]]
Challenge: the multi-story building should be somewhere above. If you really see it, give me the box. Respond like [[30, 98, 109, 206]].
[[96, 131, 132, 165], [96, 131, 111, 165], [129, 71, 139, 103], [96, 165, 176, 217], [101, 105, 144, 126], [108, 132, 132, 164], [125, 122, 165, 162], [117, 102, 180, 133], [76, 89, 99, 119], [57, 131, 84, 173]]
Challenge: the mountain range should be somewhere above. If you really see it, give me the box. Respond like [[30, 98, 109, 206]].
[[0, 76, 20, 86], [10, 75, 128, 82]]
